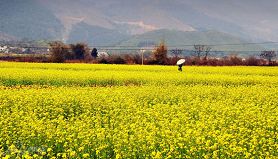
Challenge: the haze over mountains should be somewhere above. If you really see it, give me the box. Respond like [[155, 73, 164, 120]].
[[1, 0, 277, 50]]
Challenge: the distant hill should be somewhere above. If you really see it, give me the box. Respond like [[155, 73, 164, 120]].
[[0, 0, 63, 40], [0, 0, 276, 53], [259, 43, 278, 50], [118, 29, 263, 51], [0, 32, 18, 41], [67, 22, 130, 46]]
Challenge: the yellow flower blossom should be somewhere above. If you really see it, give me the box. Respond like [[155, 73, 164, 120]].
[[0, 62, 277, 158]]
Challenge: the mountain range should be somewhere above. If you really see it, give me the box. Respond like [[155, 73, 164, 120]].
[[0, 0, 277, 51]]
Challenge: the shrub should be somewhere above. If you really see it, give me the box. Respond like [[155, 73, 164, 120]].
[[108, 55, 126, 64], [70, 43, 90, 60]]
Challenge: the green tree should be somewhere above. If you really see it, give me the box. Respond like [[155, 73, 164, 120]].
[[91, 48, 98, 59]]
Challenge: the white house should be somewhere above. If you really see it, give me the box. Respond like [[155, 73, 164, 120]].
[[98, 51, 109, 58], [0, 46, 8, 53]]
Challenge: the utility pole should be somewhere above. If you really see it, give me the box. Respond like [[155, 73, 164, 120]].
[[141, 40, 148, 65], [141, 50, 144, 65]]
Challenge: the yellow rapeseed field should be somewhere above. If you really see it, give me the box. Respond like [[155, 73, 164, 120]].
[[0, 62, 277, 158]]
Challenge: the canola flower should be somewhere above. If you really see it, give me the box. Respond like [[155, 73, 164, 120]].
[[0, 62, 277, 158], [0, 62, 277, 87]]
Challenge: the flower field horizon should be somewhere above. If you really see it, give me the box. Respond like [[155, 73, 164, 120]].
[[0, 62, 277, 158]]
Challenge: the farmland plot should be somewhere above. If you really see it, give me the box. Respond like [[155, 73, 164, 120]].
[[0, 62, 277, 158]]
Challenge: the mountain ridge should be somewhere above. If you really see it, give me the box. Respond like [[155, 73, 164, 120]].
[[117, 29, 263, 51], [0, 0, 277, 51]]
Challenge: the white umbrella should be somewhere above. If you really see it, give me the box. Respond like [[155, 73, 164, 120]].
[[176, 59, 185, 65]]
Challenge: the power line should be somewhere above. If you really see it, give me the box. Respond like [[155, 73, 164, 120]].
[[87, 41, 278, 48], [166, 41, 278, 47], [2, 41, 278, 50]]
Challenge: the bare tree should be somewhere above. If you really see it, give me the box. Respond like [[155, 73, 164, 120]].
[[49, 41, 70, 63], [153, 41, 168, 65], [193, 44, 212, 60], [204, 46, 211, 60], [171, 48, 182, 58], [260, 50, 277, 65], [194, 44, 205, 59]]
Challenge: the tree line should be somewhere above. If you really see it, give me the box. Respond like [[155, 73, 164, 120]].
[[0, 40, 277, 66], [48, 41, 277, 66], [48, 41, 171, 64]]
